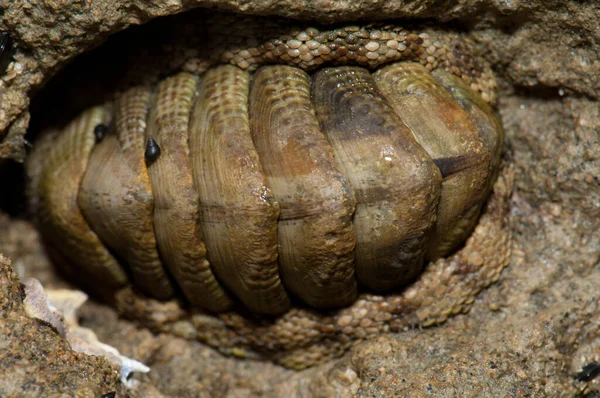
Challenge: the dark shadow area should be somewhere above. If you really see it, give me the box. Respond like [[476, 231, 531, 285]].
[[0, 160, 26, 217]]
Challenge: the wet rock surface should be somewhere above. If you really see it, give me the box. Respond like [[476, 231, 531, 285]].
[[0, 0, 599, 396]]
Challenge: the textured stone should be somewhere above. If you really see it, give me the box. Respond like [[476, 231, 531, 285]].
[[0, 255, 126, 397]]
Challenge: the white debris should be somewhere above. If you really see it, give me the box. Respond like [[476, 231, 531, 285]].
[[22, 277, 150, 387]]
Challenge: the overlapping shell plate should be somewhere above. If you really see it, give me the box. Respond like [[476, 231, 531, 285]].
[[25, 12, 510, 368]]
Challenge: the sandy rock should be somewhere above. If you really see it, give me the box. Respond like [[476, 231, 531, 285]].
[[0, 255, 126, 397]]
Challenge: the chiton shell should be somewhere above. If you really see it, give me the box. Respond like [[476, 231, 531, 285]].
[[25, 11, 510, 367], [26, 14, 504, 315]]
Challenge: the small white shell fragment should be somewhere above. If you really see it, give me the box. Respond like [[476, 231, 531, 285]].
[[23, 278, 66, 337]]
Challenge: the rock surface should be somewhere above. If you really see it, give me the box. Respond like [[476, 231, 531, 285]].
[[0, 0, 599, 397], [0, 255, 125, 397]]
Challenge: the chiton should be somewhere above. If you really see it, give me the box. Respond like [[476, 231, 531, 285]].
[[25, 13, 509, 365]]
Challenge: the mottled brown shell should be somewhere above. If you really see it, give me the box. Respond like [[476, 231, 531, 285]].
[[25, 14, 509, 368]]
